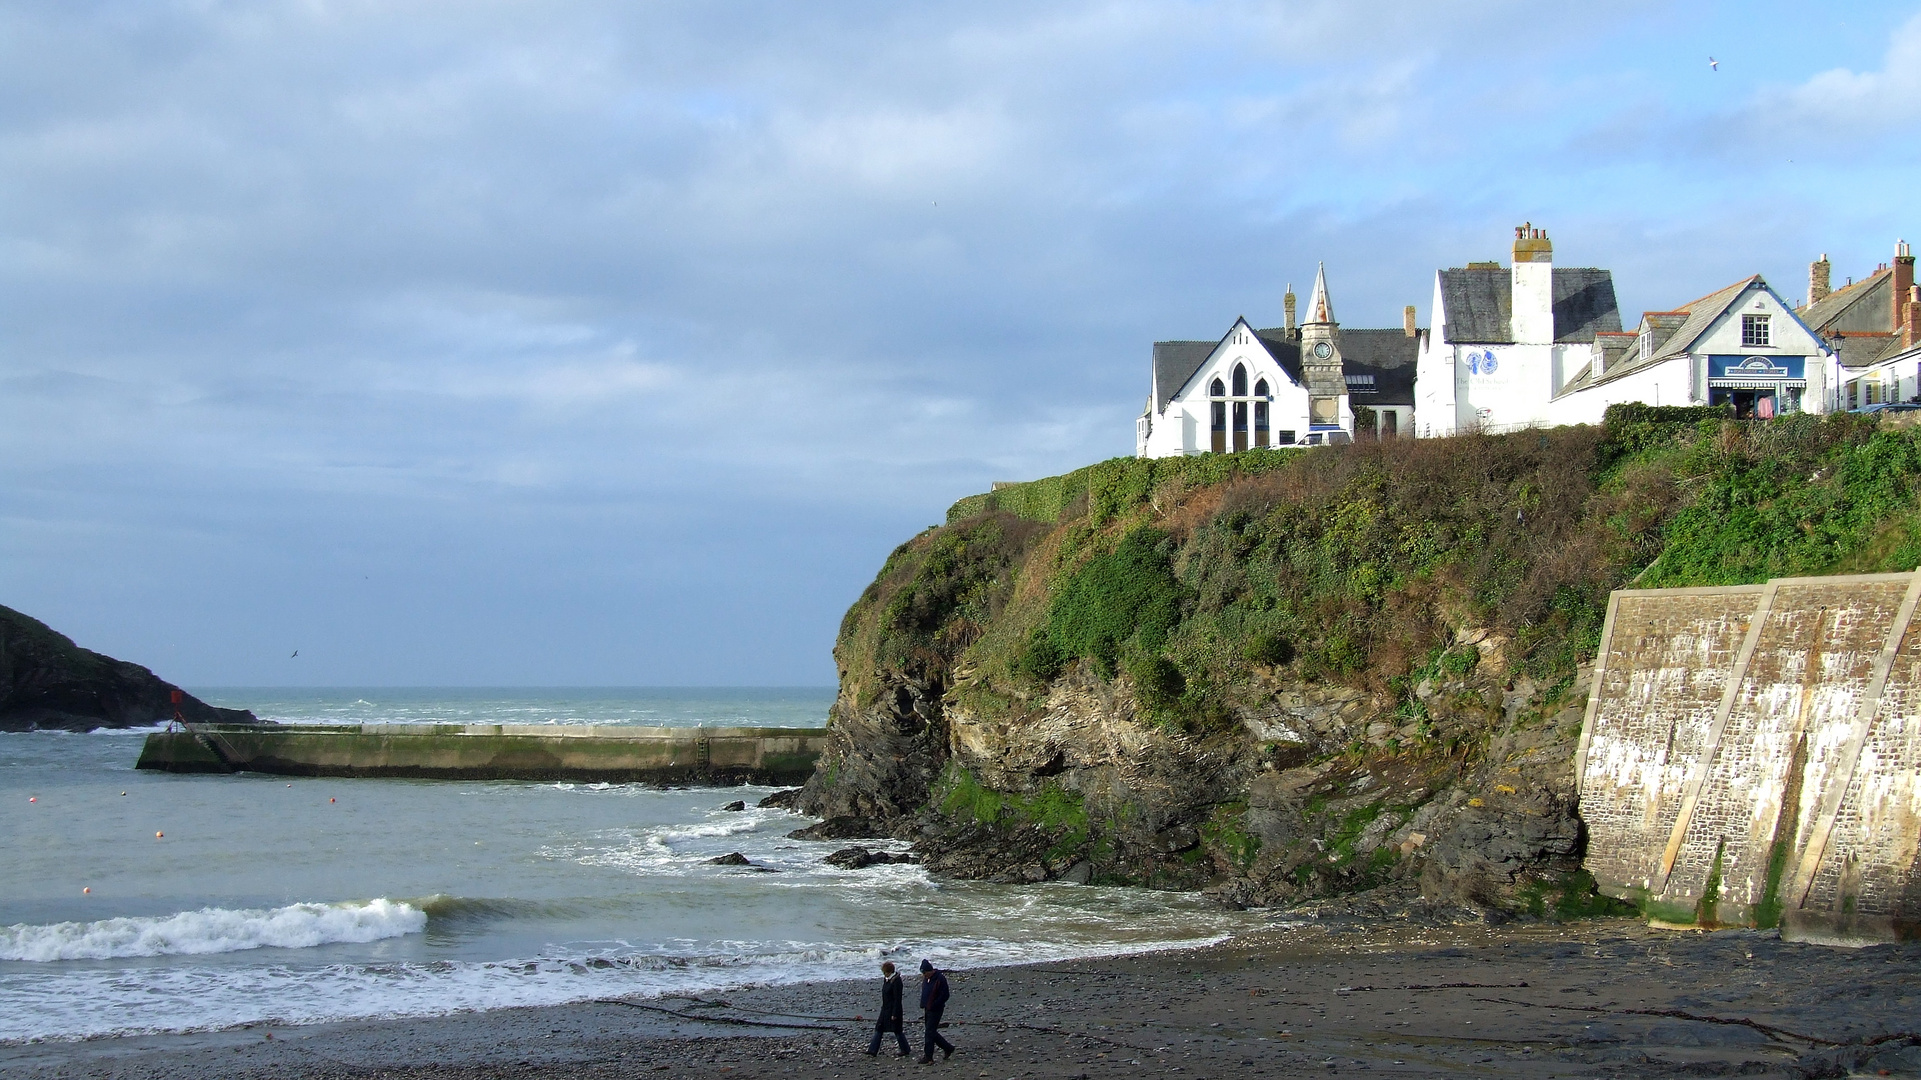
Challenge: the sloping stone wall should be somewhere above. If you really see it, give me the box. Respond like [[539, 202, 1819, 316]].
[[1578, 572, 1921, 944]]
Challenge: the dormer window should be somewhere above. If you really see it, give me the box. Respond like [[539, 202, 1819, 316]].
[[1742, 314, 1771, 347], [1639, 328, 1653, 361]]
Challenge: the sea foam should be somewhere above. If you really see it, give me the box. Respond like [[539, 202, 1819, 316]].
[[0, 899, 426, 962]]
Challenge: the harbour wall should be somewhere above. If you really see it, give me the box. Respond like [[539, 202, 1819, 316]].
[[1577, 571, 1921, 945], [136, 723, 827, 785]]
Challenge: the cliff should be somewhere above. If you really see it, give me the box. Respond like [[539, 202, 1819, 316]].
[[798, 407, 1921, 916], [0, 605, 257, 731]]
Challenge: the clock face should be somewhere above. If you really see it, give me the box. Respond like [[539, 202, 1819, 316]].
[[1312, 341, 1333, 360]]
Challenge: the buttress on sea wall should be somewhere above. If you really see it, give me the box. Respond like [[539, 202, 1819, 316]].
[[1576, 571, 1921, 945]]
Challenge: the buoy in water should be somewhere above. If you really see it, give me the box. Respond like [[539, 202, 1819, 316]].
[[329, 797, 336, 803], [120, 792, 127, 796], [82, 887, 90, 894], [155, 831, 164, 838], [27, 797, 35, 803]]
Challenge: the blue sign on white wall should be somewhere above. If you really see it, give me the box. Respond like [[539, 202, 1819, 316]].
[[1709, 355, 1805, 381]]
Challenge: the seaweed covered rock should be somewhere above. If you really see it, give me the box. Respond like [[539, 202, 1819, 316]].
[[0, 605, 257, 732]]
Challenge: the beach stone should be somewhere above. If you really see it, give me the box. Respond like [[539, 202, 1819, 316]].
[[823, 846, 917, 869]]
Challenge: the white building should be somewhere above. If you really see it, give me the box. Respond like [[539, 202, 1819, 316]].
[[1551, 275, 1833, 422], [1136, 267, 1419, 457], [1413, 225, 1623, 436], [1798, 241, 1921, 411]]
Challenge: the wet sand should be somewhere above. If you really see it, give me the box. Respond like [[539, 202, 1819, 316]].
[[8, 918, 1921, 1079]]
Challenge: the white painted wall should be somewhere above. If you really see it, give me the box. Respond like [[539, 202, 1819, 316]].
[[1140, 318, 1313, 458]]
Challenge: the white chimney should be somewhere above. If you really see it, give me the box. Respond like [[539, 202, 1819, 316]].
[[1510, 222, 1554, 345]]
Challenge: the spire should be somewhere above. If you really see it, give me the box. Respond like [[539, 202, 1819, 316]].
[[1305, 263, 1334, 325]]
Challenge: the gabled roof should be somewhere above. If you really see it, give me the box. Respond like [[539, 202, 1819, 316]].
[[1437, 267, 1622, 344], [1153, 319, 1309, 412], [1801, 267, 1893, 335]]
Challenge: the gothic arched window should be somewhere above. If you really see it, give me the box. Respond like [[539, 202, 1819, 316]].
[[1232, 364, 1248, 397], [1210, 378, 1226, 397]]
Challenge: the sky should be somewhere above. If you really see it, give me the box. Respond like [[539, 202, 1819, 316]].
[[5, 0, 1921, 688]]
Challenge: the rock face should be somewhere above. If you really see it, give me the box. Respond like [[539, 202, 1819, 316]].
[[797, 412, 1918, 917], [0, 605, 257, 732]]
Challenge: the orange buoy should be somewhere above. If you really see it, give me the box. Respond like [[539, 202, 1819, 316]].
[[329, 797, 336, 803], [155, 831, 164, 838], [27, 797, 35, 803], [82, 887, 90, 894]]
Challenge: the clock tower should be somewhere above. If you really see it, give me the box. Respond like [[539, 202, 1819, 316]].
[[1298, 263, 1347, 430]]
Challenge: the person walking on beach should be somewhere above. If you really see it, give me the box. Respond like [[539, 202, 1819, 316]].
[[917, 959, 955, 1063], [865, 961, 910, 1057]]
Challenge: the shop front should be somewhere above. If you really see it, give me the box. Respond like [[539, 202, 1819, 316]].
[[1707, 355, 1807, 419]]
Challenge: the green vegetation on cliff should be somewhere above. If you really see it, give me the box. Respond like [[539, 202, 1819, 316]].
[[802, 408, 1921, 914]]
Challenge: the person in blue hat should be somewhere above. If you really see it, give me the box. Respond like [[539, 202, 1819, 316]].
[[917, 959, 955, 1063]]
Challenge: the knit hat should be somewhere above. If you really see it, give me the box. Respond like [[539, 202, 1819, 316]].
[[919, 960, 933, 972]]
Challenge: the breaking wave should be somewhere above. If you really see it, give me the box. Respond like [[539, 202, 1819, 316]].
[[0, 900, 426, 962]]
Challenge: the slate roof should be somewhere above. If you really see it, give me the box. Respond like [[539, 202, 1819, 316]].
[[1831, 332, 1904, 370], [1250, 330, 1307, 385], [1151, 322, 1414, 411], [1801, 269, 1892, 335], [1318, 328, 1418, 406], [1437, 267, 1622, 344], [1571, 277, 1755, 391], [1152, 340, 1217, 412]]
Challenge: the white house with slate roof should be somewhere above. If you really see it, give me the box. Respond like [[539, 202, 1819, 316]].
[[1136, 266, 1420, 457], [1550, 274, 1832, 422], [1413, 225, 1624, 436]]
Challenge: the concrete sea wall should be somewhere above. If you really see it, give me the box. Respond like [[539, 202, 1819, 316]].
[[1577, 571, 1921, 944], [136, 723, 827, 785]]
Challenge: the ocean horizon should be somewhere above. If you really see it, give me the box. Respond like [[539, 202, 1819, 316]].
[[0, 687, 1272, 1044]]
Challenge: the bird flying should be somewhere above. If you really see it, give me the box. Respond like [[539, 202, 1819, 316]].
[[1708, 57, 1718, 71]]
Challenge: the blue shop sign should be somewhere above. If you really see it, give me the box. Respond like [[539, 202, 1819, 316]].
[[1709, 354, 1805, 382]]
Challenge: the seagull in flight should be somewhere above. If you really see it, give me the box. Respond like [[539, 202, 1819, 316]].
[[1708, 56, 1718, 71], [291, 649, 299, 658]]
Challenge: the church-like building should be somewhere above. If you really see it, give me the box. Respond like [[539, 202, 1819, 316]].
[[1134, 267, 1418, 458]]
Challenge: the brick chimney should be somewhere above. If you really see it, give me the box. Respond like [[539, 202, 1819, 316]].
[[1404, 305, 1417, 338], [1510, 223, 1554, 345], [1906, 285, 1921, 350], [1895, 241, 1915, 331], [1284, 284, 1297, 335], [1809, 253, 1831, 305]]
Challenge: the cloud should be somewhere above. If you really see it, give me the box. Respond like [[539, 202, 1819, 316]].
[[2, 0, 1918, 683]]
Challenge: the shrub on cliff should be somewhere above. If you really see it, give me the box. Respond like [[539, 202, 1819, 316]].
[[816, 410, 1921, 905]]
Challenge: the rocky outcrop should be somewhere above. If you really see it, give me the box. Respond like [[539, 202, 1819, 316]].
[[796, 414, 1921, 918], [0, 605, 256, 731]]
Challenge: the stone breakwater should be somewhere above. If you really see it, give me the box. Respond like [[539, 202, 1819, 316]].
[[136, 723, 826, 785], [1578, 570, 1921, 944]]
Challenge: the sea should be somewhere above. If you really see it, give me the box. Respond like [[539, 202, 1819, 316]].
[[0, 688, 1268, 1045]]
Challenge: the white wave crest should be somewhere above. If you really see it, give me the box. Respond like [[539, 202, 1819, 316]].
[[0, 900, 426, 962]]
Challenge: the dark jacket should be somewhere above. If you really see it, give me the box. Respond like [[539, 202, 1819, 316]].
[[877, 973, 904, 1030], [920, 970, 950, 1012]]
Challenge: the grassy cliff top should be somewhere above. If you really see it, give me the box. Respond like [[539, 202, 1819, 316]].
[[851, 406, 1921, 732]]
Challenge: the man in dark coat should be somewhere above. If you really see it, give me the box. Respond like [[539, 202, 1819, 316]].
[[865, 961, 910, 1057], [918, 959, 955, 1063]]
